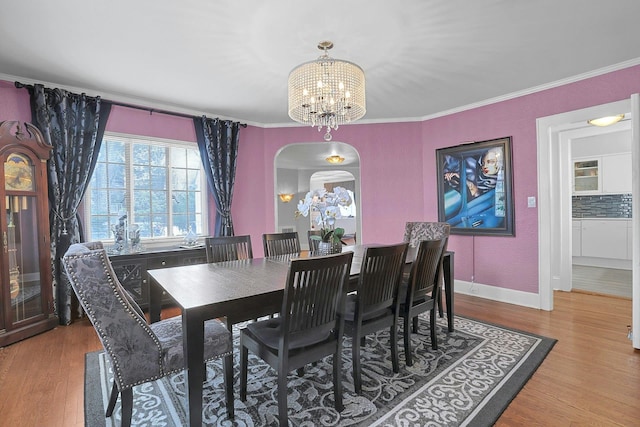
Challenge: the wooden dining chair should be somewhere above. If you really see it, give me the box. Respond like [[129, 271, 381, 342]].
[[342, 242, 409, 394], [403, 222, 450, 316], [239, 251, 354, 426], [307, 229, 322, 254], [62, 242, 235, 426], [262, 231, 301, 256], [398, 237, 447, 366], [204, 235, 253, 263]]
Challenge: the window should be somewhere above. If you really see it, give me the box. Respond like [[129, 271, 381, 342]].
[[85, 133, 207, 242]]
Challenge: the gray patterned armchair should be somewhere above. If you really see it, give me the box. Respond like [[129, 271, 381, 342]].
[[62, 242, 234, 427], [403, 222, 451, 248], [403, 222, 451, 317]]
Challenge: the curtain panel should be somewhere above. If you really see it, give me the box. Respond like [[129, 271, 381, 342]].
[[28, 84, 111, 325], [194, 116, 241, 237]]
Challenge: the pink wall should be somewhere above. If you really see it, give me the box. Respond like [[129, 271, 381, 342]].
[[2, 64, 640, 295]]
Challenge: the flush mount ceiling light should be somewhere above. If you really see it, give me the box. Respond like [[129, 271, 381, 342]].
[[278, 193, 294, 203], [326, 154, 345, 164], [587, 114, 625, 127], [288, 41, 366, 142]]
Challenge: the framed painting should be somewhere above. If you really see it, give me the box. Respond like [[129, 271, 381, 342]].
[[436, 137, 514, 236]]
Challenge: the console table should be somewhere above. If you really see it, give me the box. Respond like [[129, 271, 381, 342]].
[[109, 246, 207, 309]]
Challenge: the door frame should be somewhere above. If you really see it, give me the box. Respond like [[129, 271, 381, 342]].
[[536, 96, 639, 348]]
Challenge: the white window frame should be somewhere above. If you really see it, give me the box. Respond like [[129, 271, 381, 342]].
[[84, 131, 208, 248]]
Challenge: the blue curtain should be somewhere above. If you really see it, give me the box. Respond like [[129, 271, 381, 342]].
[[194, 116, 240, 237], [28, 84, 111, 325]]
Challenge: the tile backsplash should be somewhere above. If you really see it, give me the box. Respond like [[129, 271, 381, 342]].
[[572, 194, 632, 218]]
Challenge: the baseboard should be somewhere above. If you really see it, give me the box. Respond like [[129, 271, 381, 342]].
[[572, 256, 631, 270], [455, 280, 541, 309]]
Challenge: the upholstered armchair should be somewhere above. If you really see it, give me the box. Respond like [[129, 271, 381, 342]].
[[403, 222, 450, 248], [62, 242, 234, 427]]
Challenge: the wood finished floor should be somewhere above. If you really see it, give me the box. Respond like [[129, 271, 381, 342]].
[[0, 291, 639, 426], [572, 264, 632, 299]]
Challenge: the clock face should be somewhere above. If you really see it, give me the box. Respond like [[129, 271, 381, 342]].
[[5, 153, 34, 191]]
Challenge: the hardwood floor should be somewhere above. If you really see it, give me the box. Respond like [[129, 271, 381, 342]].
[[572, 264, 632, 299], [0, 291, 639, 426]]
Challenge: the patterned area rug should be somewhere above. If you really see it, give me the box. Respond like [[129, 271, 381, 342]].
[[85, 315, 556, 426]]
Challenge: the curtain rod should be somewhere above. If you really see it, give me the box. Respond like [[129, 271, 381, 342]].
[[14, 81, 247, 127]]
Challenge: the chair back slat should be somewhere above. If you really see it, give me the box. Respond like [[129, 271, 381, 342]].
[[281, 252, 353, 337], [356, 243, 408, 318], [205, 235, 253, 263], [263, 232, 301, 256]]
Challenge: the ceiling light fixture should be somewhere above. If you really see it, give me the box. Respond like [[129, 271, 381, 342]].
[[278, 193, 294, 203], [587, 114, 625, 127], [326, 155, 345, 164], [288, 41, 366, 142]]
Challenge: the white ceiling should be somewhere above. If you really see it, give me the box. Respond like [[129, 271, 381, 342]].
[[2, 0, 640, 128]]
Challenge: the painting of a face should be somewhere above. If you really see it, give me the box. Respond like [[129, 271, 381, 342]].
[[482, 149, 500, 175]]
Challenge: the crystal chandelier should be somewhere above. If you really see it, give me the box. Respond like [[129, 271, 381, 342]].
[[288, 41, 366, 141]]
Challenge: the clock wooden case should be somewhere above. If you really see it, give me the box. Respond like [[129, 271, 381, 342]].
[[0, 121, 57, 346]]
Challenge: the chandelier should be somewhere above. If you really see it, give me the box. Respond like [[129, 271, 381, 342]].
[[288, 41, 366, 141]]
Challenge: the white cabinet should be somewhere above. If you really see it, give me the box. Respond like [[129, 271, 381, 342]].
[[601, 153, 632, 194], [581, 219, 628, 259], [572, 220, 581, 257], [573, 153, 631, 195], [573, 159, 599, 193]]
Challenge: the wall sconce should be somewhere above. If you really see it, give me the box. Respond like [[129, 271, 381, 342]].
[[326, 155, 345, 164], [587, 114, 624, 127], [278, 193, 294, 203]]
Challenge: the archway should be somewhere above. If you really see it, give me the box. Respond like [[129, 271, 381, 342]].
[[274, 141, 361, 250]]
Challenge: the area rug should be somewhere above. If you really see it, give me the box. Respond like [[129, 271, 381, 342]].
[[85, 315, 556, 426]]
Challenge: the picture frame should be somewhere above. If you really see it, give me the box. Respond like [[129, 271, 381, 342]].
[[436, 137, 514, 236]]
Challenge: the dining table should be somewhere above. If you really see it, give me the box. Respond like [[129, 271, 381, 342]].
[[147, 245, 454, 427]]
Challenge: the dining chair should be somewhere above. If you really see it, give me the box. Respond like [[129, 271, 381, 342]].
[[398, 237, 447, 366], [205, 234, 253, 262], [307, 229, 322, 254], [342, 242, 409, 394], [62, 242, 234, 427], [403, 222, 451, 316], [262, 231, 301, 256], [239, 251, 354, 426]]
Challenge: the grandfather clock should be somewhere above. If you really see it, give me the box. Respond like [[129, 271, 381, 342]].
[[0, 121, 57, 346]]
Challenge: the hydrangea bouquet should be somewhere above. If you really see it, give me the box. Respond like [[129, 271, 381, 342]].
[[296, 187, 353, 244]]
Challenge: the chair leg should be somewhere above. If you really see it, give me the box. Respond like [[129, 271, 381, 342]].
[[333, 348, 344, 412], [437, 284, 444, 318], [240, 338, 249, 401], [223, 354, 235, 419], [390, 323, 399, 373], [296, 367, 305, 377], [352, 334, 362, 394], [277, 370, 289, 426], [404, 315, 413, 367], [120, 388, 133, 427], [430, 308, 438, 350], [412, 315, 419, 333], [106, 379, 118, 417]]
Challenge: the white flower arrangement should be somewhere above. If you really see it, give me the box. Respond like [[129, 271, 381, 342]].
[[296, 187, 353, 244]]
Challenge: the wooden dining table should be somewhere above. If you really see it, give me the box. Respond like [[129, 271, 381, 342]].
[[147, 245, 454, 427]]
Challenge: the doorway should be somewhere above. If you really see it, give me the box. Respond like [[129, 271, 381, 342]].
[[565, 121, 633, 298], [537, 95, 639, 349], [273, 141, 361, 250]]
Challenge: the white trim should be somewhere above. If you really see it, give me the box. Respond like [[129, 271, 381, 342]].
[[455, 280, 541, 309]]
